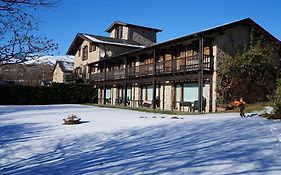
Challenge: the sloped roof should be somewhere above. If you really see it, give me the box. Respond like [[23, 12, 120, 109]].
[[92, 18, 281, 64], [67, 33, 144, 55], [105, 21, 162, 33], [55, 61, 74, 73], [82, 34, 145, 47]]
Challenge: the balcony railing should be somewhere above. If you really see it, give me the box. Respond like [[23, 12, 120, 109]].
[[90, 55, 212, 82]]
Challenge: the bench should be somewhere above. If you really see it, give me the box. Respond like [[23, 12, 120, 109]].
[[179, 101, 192, 112]]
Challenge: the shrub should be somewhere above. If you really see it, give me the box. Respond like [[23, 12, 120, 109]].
[[0, 84, 98, 105], [217, 44, 278, 103]]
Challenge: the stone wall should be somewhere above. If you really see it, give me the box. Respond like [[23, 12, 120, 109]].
[[108, 25, 157, 47], [52, 64, 64, 83], [210, 25, 250, 107], [73, 39, 137, 80], [74, 40, 99, 70], [211, 46, 218, 112], [128, 26, 157, 46], [108, 26, 129, 40]]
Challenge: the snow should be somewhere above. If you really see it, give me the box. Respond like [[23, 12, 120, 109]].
[[24, 55, 74, 65], [83, 34, 145, 48], [1, 105, 281, 174], [61, 61, 74, 71]]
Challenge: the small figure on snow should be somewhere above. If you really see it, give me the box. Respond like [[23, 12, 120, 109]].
[[238, 97, 246, 117]]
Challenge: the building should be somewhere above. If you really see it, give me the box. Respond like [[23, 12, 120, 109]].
[[0, 63, 54, 86], [67, 21, 161, 82], [52, 61, 74, 83], [67, 18, 281, 112]]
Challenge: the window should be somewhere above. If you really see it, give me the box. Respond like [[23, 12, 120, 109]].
[[127, 86, 132, 100], [183, 83, 206, 102], [90, 43, 96, 52], [106, 88, 111, 100], [176, 84, 181, 102], [82, 45, 88, 61], [78, 67, 82, 75], [75, 67, 82, 75], [147, 85, 153, 101], [142, 86, 147, 101], [115, 26, 123, 39]]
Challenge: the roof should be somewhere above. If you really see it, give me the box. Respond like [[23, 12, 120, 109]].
[[82, 34, 145, 47], [67, 33, 144, 55], [55, 61, 74, 73], [92, 18, 281, 64], [105, 21, 162, 33]]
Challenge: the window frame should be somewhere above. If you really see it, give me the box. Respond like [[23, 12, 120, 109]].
[[115, 26, 123, 39], [82, 45, 88, 61], [90, 43, 96, 52]]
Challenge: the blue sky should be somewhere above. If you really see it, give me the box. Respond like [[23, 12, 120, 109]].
[[35, 0, 281, 55]]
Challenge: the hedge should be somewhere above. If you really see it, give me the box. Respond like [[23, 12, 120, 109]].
[[0, 84, 98, 105]]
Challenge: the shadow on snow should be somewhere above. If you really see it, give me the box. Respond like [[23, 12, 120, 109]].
[[1, 116, 281, 174]]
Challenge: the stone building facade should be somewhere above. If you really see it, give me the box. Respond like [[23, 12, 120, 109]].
[[67, 18, 281, 112], [52, 61, 74, 83]]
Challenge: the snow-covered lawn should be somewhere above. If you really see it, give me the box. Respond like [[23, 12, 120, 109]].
[[1, 105, 281, 175]]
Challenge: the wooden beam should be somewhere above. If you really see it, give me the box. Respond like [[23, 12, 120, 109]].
[[103, 62, 107, 105], [210, 45, 214, 71], [152, 49, 157, 109], [198, 37, 204, 113], [162, 84, 165, 110], [89, 73, 213, 87], [124, 57, 128, 106]]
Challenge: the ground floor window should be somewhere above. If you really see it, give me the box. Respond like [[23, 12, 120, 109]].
[[142, 86, 147, 101], [176, 83, 207, 102], [147, 85, 153, 101], [141, 85, 161, 104], [142, 85, 158, 102], [176, 84, 181, 102], [106, 88, 111, 103], [127, 86, 132, 100]]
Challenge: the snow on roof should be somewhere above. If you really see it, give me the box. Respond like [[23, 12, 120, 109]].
[[61, 61, 73, 71], [82, 34, 145, 48], [56, 61, 74, 72]]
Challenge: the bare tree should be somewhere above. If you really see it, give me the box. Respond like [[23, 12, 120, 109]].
[[0, 0, 59, 64]]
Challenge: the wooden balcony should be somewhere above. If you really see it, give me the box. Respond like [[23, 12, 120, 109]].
[[90, 55, 212, 82]]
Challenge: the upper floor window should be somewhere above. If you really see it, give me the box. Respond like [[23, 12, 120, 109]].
[[115, 26, 123, 39], [82, 45, 88, 61], [90, 43, 96, 52]]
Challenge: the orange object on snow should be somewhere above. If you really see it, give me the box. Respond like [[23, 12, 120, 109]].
[[233, 100, 241, 107]]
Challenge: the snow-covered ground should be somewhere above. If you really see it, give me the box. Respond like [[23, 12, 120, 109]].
[[0, 105, 281, 175]]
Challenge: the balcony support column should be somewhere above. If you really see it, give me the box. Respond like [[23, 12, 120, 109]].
[[198, 36, 204, 113], [124, 57, 128, 106], [152, 49, 157, 109], [103, 62, 107, 105]]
